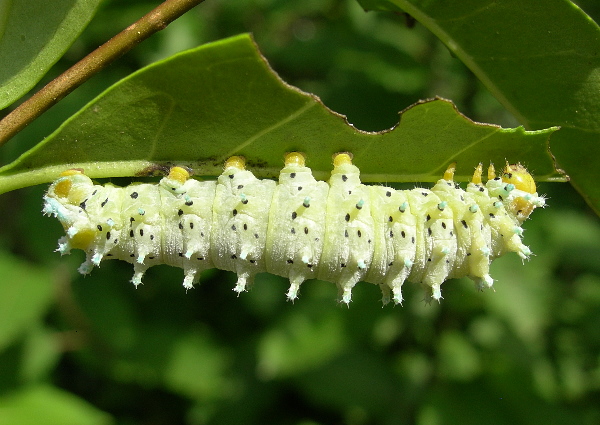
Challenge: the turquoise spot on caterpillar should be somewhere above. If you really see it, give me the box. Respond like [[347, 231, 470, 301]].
[[43, 154, 545, 305]]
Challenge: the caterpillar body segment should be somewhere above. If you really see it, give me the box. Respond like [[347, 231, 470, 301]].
[[210, 158, 276, 293], [319, 156, 375, 304], [265, 153, 329, 301], [43, 153, 545, 305]]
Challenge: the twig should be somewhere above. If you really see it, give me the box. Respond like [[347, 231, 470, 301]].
[[0, 0, 206, 147]]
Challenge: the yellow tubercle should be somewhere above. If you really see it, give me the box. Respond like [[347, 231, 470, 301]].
[[487, 164, 496, 180], [56, 169, 85, 198], [512, 198, 536, 219], [59, 169, 84, 177], [168, 166, 190, 183], [333, 152, 353, 167], [225, 156, 246, 170], [54, 179, 73, 198], [471, 163, 483, 185], [443, 163, 456, 181], [502, 163, 537, 194], [70, 229, 97, 249], [284, 152, 306, 167]]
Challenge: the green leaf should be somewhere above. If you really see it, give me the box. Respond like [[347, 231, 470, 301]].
[[0, 251, 55, 351], [0, 0, 102, 109], [20, 325, 62, 383], [356, 0, 600, 213], [164, 329, 231, 400], [437, 330, 481, 381], [257, 310, 347, 379], [0, 385, 113, 425], [0, 34, 560, 194]]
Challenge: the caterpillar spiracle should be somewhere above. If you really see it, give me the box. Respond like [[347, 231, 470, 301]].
[[43, 152, 545, 305]]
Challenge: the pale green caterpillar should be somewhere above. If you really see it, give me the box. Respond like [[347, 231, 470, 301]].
[[43, 152, 545, 305]]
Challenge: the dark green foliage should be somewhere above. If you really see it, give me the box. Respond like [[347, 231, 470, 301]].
[[0, 1, 599, 424]]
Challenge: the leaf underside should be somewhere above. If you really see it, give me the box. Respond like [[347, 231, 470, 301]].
[[0, 34, 560, 195]]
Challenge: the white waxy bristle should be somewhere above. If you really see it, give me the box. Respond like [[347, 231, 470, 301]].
[[233, 276, 248, 294], [431, 284, 442, 302], [92, 253, 103, 266]]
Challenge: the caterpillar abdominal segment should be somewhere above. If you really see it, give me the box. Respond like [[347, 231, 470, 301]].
[[43, 153, 545, 305]]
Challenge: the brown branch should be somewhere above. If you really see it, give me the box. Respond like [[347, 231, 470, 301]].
[[0, 0, 206, 147]]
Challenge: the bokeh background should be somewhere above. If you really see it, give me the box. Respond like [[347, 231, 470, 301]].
[[0, 1, 599, 424]]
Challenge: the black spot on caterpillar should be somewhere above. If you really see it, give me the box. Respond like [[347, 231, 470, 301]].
[[43, 153, 545, 305]]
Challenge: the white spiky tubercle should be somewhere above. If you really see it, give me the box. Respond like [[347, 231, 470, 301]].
[[43, 155, 544, 305]]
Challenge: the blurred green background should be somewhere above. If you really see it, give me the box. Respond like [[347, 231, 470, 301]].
[[1, 0, 599, 424]]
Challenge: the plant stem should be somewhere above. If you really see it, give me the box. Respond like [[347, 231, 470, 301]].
[[0, 0, 206, 147]]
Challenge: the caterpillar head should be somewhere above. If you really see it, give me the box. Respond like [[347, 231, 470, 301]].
[[501, 163, 541, 220]]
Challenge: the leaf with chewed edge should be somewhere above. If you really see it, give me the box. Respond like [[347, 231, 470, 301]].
[[0, 33, 560, 195], [356, 0, 600, 213]]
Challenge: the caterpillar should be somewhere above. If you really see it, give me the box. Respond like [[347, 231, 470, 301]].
[[43, 152, 545, 305]]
